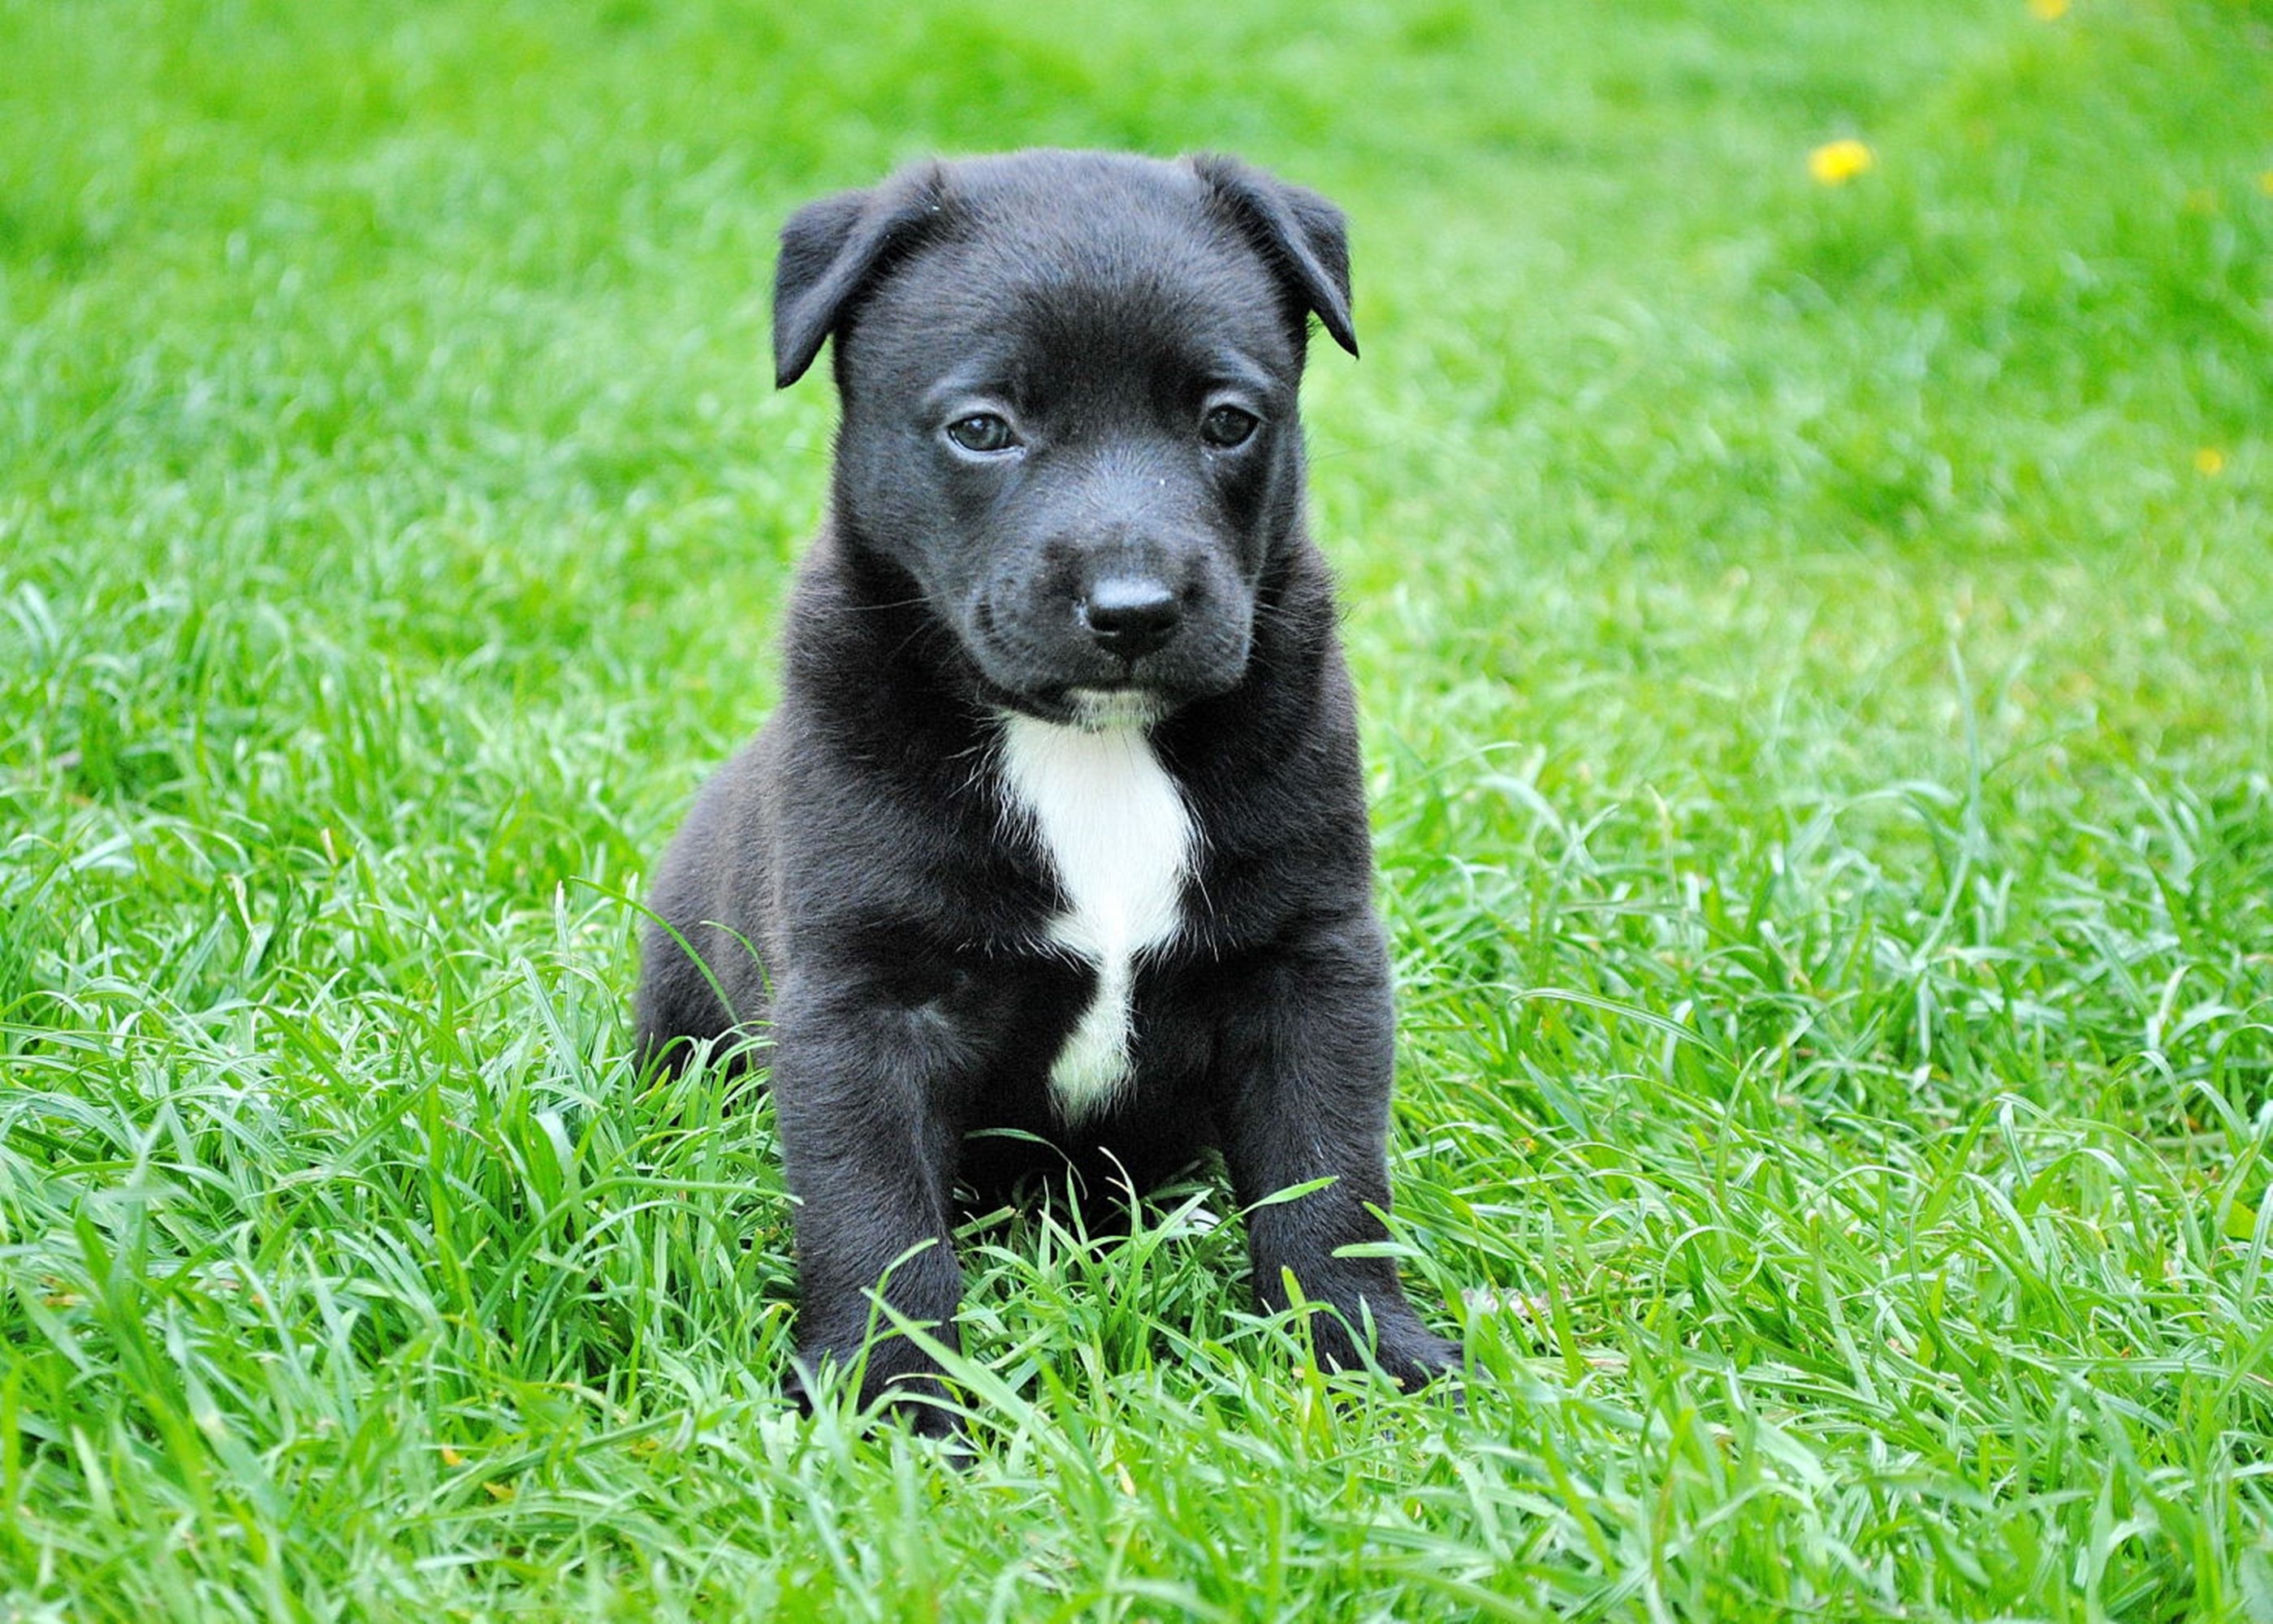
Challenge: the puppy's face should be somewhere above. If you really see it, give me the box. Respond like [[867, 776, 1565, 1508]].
[[774, 152, 1357, 726]]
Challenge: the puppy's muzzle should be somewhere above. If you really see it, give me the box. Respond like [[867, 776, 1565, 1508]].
[[1076, 574, 1185, 662], [967, 516, 1254, 711]]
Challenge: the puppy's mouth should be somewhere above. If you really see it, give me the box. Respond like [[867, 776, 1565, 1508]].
[[959, 585, 1254, 726]]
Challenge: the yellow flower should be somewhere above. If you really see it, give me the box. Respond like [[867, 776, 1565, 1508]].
[[1808, 140, 1875, 185], [2028, 0, 2070, 19], [2260, 170, 2273, 197], [2195, 447, 2226, 477]]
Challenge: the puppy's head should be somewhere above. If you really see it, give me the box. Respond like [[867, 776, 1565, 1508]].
[[772, 149, 1356, 727]]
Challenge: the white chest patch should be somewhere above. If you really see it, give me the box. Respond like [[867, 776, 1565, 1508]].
[[996, 707, 1194, 1121]]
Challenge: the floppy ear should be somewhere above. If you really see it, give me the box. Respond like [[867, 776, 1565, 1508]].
[[771, 163, 947, 389], [1187, 153, 1358, 359]]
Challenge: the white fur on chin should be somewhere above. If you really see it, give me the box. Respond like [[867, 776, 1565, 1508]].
[[1062, 686, 1168, 731]]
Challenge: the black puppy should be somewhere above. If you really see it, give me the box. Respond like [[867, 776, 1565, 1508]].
[[636, 149, 1458, 1432]]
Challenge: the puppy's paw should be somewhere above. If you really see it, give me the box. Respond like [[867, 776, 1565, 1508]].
[[885, 1380, 970, 1449], [1372, 1321, 1463, 1393], [1303, 1302, 1463, 1392]]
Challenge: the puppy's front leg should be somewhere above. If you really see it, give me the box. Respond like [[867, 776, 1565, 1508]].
[[769, 970, 973, 1436], [1218, 918, 1461, 1389]]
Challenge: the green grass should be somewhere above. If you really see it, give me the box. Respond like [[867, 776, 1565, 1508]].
[[3, 0, 2271, 1617]]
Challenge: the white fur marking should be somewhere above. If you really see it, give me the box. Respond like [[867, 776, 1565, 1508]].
[[996, 706, 1192, 1121]]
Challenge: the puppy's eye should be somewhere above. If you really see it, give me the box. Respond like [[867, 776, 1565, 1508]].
[[945, 414, 1018, 454], [1199, 405, 1260, 448]]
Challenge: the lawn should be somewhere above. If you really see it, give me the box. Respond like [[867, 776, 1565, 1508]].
[[3, 0, 2271, 1618]]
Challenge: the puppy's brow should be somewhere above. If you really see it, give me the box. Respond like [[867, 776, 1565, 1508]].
[[1191, 352, 1278, 396], [921, 377, 1021, 417]]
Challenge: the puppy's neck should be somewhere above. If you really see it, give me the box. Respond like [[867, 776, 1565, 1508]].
[[994, 709, 1192, 1121]]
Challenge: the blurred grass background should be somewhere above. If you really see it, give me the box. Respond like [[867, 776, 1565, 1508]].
[[2, 0, 2271, 1618]]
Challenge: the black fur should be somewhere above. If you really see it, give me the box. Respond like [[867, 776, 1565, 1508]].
[[636, 149, 1458, 1434]]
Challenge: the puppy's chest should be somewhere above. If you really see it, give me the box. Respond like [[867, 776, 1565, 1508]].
[[993, 713, 1195, 1121]]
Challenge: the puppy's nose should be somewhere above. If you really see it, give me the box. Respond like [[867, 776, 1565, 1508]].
[[1078, 576, 1183, 661]]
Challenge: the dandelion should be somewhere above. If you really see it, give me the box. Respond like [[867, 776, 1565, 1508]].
[[2028, 0, 2069, 19], [2195, 447, 2226, 477], [1808, 139, 1875, 185]]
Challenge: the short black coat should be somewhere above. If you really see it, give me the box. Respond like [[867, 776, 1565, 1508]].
[[635, 149, 1458, 1430]]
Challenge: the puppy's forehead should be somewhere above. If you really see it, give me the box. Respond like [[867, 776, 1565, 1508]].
[[851, 153, 1303, 385]]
